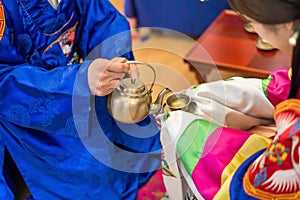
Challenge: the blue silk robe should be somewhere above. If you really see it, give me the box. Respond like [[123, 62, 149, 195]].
[[0, 0, 161, 199]]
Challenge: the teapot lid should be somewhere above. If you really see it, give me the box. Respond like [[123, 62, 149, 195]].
[[117, 78, 147, 96]]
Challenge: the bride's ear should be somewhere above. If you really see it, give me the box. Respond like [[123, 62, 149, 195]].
[[288, 20, 300, 46], [288, 20, 297, 31]]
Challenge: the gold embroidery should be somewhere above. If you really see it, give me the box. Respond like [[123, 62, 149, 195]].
[[0, 1, 5, 40], [274, 99, 300, 119]]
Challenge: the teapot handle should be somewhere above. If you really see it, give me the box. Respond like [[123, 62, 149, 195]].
[[125, 60, 156, 93]]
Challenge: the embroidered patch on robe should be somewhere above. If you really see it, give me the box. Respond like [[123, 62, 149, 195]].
[[243, 99, 300, 199], [0, 1, 5, 40], [59, 29, 75, 57], [43, 22, 77, 57]]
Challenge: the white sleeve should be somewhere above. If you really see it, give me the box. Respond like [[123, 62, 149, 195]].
[[184, 77, 274, 130]]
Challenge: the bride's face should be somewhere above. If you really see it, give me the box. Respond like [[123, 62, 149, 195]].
[[244, 16, 295, 53]]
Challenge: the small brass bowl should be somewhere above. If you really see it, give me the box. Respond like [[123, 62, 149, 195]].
[[166, 92, 191, 111]]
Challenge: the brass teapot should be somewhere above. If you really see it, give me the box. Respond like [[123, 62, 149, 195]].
[[107, 61, 171, 124]]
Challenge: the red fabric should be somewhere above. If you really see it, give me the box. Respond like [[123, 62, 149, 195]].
[[136, 169, 166, 200]]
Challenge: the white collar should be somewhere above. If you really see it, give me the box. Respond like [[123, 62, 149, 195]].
[[47, 0, 61, 10]]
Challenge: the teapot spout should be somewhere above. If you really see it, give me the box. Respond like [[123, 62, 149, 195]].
[[149, 88, 172, 115]]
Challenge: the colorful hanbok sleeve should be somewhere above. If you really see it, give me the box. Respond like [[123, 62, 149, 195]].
[[160, 68, 296, 199]]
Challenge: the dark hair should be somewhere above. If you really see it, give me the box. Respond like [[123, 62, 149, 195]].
[[227, 0, 300, 24], [289, 29, 300, 98], [227, 0, 300, 98]]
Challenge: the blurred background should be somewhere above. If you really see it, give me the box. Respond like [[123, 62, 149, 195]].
[[109, 0, 232, 97]]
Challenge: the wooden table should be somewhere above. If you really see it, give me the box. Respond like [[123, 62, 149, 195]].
[[184, 10, 291, 82]]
